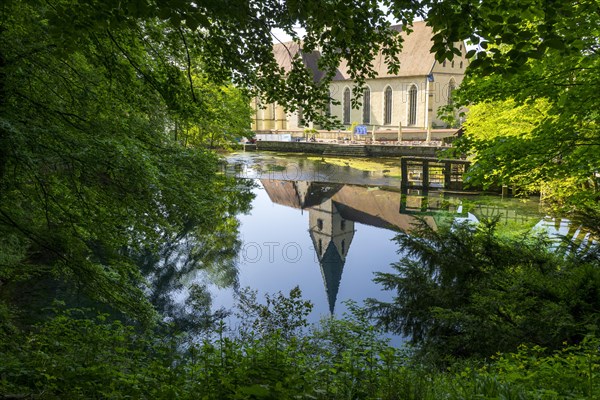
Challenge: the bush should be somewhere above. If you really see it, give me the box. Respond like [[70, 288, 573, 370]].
[[3, 286, 599, 399], [367, 217, 600, 364]]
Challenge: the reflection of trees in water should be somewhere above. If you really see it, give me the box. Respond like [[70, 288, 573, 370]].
[[1, 176, 255, 334], [135, 179, 255, 334]]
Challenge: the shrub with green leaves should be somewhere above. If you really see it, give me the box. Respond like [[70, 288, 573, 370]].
[[368, 217, 600, 364], [2, 287, 600, 399]]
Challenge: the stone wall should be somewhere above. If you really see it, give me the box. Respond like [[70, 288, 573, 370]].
[[255, 141, 325, 153], [255, 141, 442, 158]]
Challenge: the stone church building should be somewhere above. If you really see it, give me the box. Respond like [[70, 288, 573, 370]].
[[252, 21, 468, 136]]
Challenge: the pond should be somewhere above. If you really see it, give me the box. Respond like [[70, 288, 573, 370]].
[[206, 151, 570, 335]]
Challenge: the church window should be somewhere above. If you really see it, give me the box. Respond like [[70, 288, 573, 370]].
[[408, 85, 418, 126], [384, 86, 392, 125], [343, 88, 351, 125], [448, 80, 456, 106], [362, 88, 371, 124]]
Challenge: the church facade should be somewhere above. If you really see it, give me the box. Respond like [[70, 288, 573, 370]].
[[252, 21, 468, 133]]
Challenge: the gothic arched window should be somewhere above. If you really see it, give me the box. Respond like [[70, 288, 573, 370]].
[[408, 85, 418, 126], [384, 86, 392, 125], [362, 87, 371, 124], [343, 88, 351, 125]]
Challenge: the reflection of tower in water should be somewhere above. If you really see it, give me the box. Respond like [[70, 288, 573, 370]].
[[260, 178, 425, 315], [308, 199, 355, 315]]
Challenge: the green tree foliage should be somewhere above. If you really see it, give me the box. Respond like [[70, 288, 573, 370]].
[[368, 218, 600, 364], [0, 0, 420, 127], [0, 1, 256, 324], [459, 98, 553, 194], [235, 286, 314, 341], [441, 0, 600, 218], [173, 77, 253, 148]]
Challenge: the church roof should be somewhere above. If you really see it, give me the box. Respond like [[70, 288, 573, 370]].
[[261, 179, 437, 232], [272, 21, 439, 81], [333, 21, 437, 80], [331, 185, 435, 231], [261, 180, 342, 209], [272, 41, 324, 82], [261, 180, 303, 208]]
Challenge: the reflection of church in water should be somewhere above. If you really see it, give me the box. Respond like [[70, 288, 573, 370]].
[[261, 179, 554, 314], [261, 179, 432, 314]]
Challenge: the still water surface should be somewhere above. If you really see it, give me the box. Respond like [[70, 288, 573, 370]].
[[210, 152, 559, 330]]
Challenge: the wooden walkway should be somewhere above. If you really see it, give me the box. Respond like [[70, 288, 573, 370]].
[[401, 157, 471, 191]]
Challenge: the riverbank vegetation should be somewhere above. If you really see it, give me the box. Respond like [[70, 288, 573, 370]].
[[3, 284, 600, 399]]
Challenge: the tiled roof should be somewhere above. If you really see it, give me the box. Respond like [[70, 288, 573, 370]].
[[272, 21, 438, 81], [334, 21, 437, 79], [272, 41, 324, 82]]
